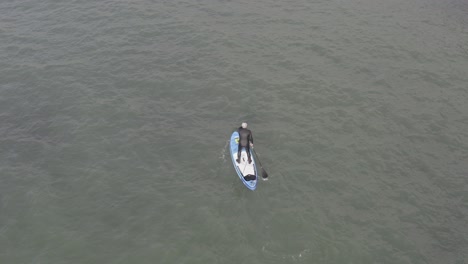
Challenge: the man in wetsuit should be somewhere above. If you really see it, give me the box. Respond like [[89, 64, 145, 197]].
[[236, 122, 254, 164]]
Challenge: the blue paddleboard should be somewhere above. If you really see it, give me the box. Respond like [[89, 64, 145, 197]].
[[230, 131, 257, 190]]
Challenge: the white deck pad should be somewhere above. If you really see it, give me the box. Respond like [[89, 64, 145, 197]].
[[235, 150, 255, 176]]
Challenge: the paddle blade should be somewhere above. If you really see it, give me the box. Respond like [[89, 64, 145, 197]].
[[261, 168, 268, 179]]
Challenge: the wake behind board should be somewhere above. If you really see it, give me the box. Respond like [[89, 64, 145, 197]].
[[230, 131, 258, 190]]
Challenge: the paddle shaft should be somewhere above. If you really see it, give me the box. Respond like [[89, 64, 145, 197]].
[[252, 148, 268, 178]]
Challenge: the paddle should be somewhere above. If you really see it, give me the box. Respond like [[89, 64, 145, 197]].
[[252, 148, 269, 180]]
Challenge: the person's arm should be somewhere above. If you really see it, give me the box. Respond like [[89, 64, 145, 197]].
[[249, 131, 254, 146]]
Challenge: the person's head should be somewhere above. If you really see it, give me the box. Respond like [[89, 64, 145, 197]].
[[241, 122, 248, 129]]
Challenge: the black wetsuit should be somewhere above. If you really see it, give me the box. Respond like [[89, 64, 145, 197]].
[[237, 126, 253, 163]]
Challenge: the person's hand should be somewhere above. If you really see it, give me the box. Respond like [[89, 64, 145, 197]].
[[250, 143, 254, 148]]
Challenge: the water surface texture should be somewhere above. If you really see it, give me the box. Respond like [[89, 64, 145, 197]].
[[1, 0, 468, 263]]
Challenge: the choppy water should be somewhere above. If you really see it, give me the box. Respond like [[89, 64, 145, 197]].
[[1, 0, 468, 263]]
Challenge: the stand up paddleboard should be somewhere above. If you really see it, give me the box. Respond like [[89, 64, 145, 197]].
[[230, 131, 257, 190]]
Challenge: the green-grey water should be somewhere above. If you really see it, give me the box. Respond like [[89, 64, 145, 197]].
[[1, 0, 467, 263]]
